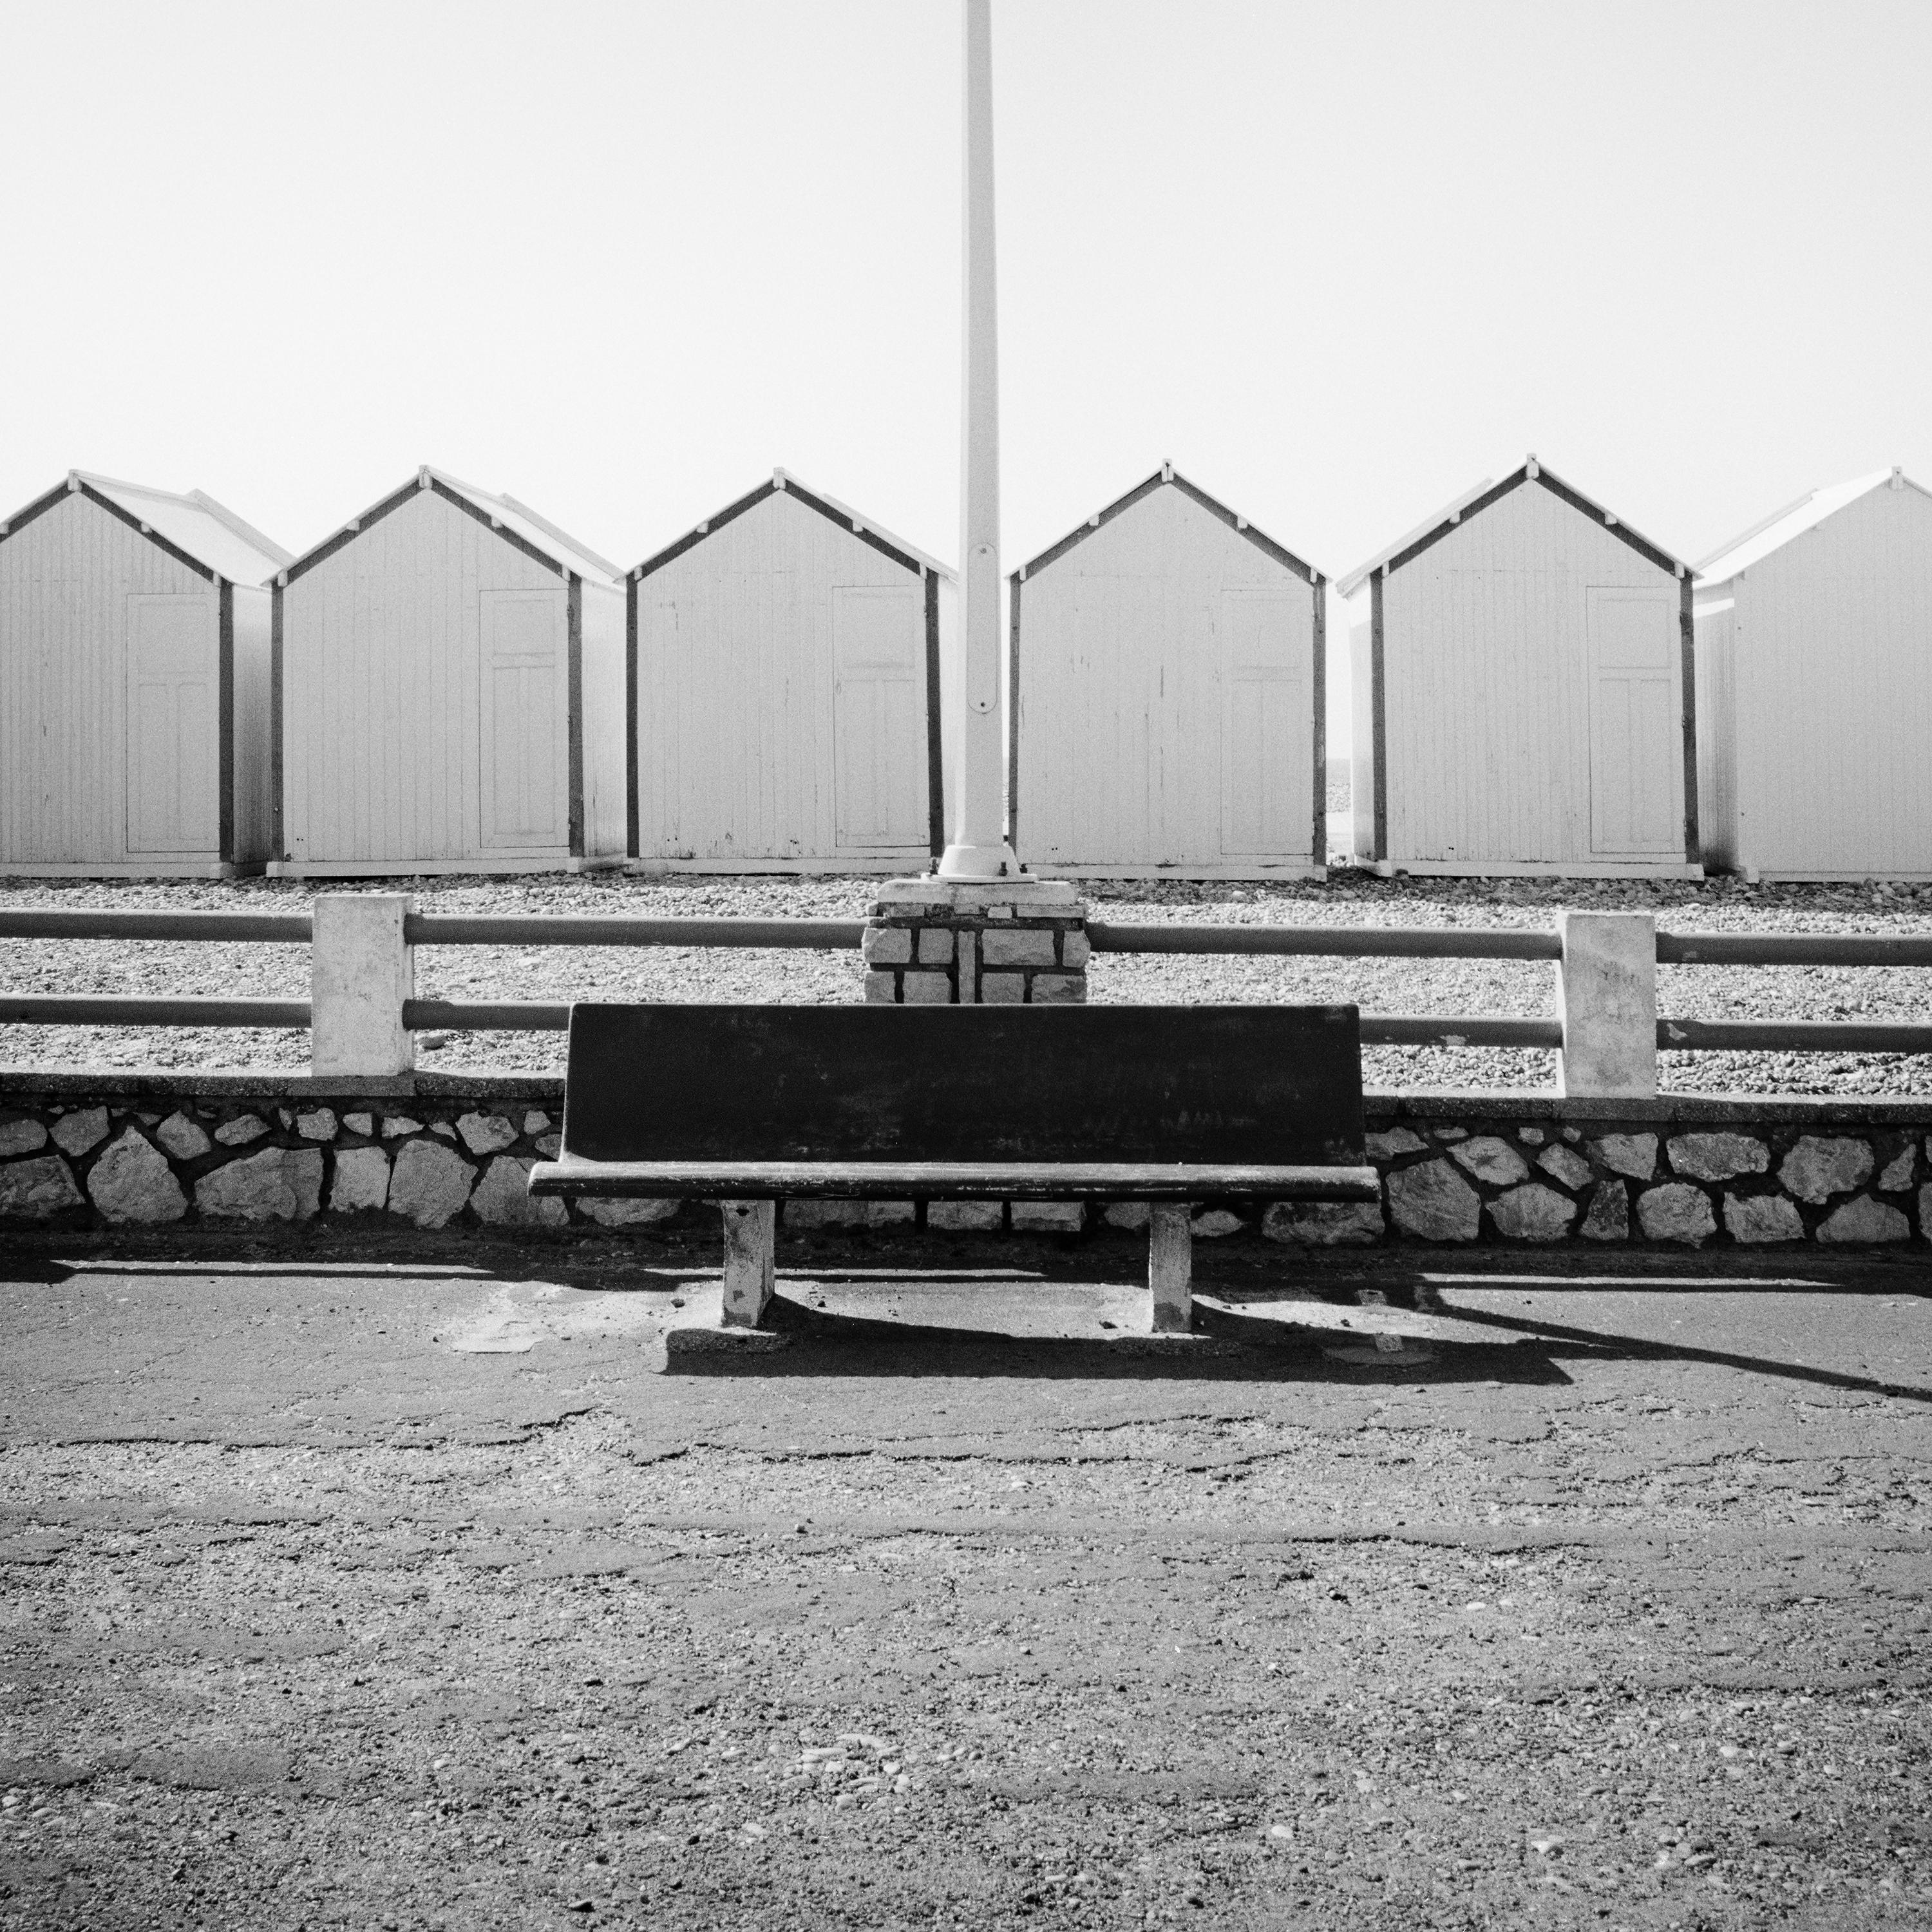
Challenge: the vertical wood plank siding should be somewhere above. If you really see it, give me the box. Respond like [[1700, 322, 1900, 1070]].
[[1378, 482, 1687, 869], [1310, 584, 1327, 864], [923, 569, 945, 861], [218, 581, 235, 863], [1721, 483, 1932, 876], [1013, 484, 1320, 874], [1678, 575, 1700, 863], [0, 492, 216, 866], [1369, 572, 1387, 862], [1006, 572, 1022, 844], [270, 587, 284, 859], [566, 574, 585, 859], [577, 580, 627, 859], [625, 574, 640, 858], [633, 491, 932, 866], [230, 586, 274, 864], [280, 489, 582, 866]]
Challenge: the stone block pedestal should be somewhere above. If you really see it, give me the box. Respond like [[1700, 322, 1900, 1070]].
[[862, 876, 1090, 1005]]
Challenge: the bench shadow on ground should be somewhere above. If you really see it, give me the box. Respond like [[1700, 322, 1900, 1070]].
[[666, 1250, 1932, 1403], [5, 1228, 1924, 1401]]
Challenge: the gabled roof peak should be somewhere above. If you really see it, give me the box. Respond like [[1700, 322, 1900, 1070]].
[[0, 471, 292, 583], [1696, 469, 1926, 585], [1337, 456, 1686, 595], [277, 468, 623, 587], [633, 471, 953, 583], [1014, 466, 1321, 586]]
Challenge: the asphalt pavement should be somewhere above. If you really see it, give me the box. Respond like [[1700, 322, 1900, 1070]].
[[1, 1227, 1927, 1930]]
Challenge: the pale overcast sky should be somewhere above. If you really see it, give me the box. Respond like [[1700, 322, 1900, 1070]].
[[4, 0, 1927, 625]]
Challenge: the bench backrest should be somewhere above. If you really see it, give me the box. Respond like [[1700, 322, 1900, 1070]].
[[560, 1004, 1364, 1166]]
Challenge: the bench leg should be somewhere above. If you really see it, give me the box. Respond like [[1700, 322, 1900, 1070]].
[[721, 1199, 777, 1328], [1148, 1204, 1193, 1334]]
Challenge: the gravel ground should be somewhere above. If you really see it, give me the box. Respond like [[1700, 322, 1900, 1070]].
[[3, 870, 1931, 1095], [1, 1243, 1927, 1930]]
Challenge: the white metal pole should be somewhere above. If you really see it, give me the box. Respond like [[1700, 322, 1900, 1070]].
[[938, 0, 1019, 880]]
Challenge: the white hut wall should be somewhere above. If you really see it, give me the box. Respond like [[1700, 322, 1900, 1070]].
[[1346, 591, 1375, 860], [635, 493, 931, 865], [578, 578, 627, 858], [1728, 484, 1932, 877], [1691, 600, 1738, 873], [937, 571, 961, 843], [230, 583, 274, 863], [281, 489, 573, 865], [0, 491, 221, 866], [1381, 484, 1685, 867], [1016, 488, 1317, 871]]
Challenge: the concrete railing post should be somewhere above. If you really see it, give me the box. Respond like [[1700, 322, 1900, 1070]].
[[310, 894, 414, 1079], [1556, 910, 1656, 1098]]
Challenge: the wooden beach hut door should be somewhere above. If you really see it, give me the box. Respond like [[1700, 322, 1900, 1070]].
[[480, 587, 569, 849], [831, 583, 924, 849], [1586, 585, 1680, 854], [1220, 587, 1310, 856], [126, 592, 218, 853]]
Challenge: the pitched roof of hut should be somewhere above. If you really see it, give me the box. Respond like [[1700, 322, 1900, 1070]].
[[1014, 463, 1321, 584], [632, 469, 953, 583], [0, 471, 292, 583], [1337, 456, 1686, 597], [279, 468, 622, 587], [1695, 468, 1926, 587]]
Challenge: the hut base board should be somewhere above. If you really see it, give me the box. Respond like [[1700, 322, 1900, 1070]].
[[0, 860, 265, 880], [265, 856, 625, 878], [1731, 866, 1932, 884], [1016, 861, 1327, 882], [1361, 858, 1704, 880], [625, 855, 934, 877]]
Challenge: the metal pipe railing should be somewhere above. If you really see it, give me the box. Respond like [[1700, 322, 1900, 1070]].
[[1657, 931, 1932, 967], [1087, 921, 1561, 960], [0, 994, 310, 1027], [403, 999, 570, 1032], [1659, 1017, 1932, 1053], [402, 913, 867, 949], [0, 911, 312, 943]]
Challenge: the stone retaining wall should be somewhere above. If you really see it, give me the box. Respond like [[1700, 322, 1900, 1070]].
[[2, 1073, 1928, 1249]]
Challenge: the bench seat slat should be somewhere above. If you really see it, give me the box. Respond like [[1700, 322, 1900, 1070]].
[[528, 1157, 1379, 1202]]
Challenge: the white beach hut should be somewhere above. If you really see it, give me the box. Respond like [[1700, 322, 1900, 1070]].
[[1341, 457, 1700, 877], [270, 468, 627, 876], [0, 471, 290, 876], [1007, 465, 1327, 878], [629, 470, 954, 873], [1693, 468, 1932, 880]]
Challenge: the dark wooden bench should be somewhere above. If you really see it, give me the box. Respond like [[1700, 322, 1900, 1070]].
[[528, 1003, 1377, 1334]]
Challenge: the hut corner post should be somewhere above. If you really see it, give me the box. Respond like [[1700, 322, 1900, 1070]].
[[864, 0, 1090, 1006]]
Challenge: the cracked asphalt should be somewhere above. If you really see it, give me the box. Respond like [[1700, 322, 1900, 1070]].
[[1, 1228, 1928, 1930]]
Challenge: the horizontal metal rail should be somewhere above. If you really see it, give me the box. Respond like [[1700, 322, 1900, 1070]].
[[404, 999, 570, 1032], [0, 911, 312, 943], [1358, 1016, 1562, 1048], [0, 995, 310, 1028], [1658, 931, 1932, 968], [3, 908, 1928, 969], [402, 913, 867, 949], [1659, 1018, 1932, 1054], [1086, 921, 1561, 960]]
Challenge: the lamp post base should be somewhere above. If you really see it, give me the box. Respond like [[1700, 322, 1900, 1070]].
[[934, 841, 1023, 880], [861, 874, 1089, 1006]]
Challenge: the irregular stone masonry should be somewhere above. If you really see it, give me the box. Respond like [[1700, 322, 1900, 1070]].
[[1, 1083, 1929, 1249], [861, 898, 1089, 1005]]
